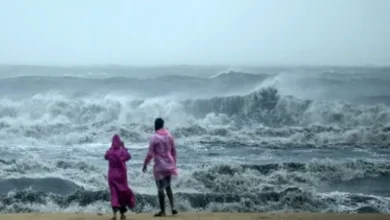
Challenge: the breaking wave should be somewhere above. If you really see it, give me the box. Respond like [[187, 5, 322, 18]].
[[0, 86, 389, 147], [0, 159, 389, 213], [1, 67, 390, 214]]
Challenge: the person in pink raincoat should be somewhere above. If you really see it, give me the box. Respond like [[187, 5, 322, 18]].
[[105, 134, 136, 220], [142, 118, 178, 217]]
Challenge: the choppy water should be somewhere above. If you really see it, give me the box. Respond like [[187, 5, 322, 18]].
[[0, 65, 389, 213]]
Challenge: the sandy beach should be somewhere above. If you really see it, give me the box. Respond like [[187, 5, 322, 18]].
[[0, 213, 388, 220]]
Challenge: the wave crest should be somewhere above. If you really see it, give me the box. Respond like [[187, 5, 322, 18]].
[[0, 87, 390, 146]]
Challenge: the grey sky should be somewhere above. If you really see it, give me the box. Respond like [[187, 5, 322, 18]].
[[1, 0, 389, 66]]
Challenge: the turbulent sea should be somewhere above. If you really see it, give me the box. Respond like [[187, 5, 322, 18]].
[[0, 65, 389, 213]]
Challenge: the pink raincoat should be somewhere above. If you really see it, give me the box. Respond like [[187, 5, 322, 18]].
[[144, 128, 178, 180], [105, 135, 136, 209]]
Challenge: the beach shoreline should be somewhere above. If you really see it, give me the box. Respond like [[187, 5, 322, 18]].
[[0, 213, 388, 220]]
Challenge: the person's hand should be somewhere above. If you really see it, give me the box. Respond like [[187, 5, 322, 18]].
[[142, 164, 147, 173]]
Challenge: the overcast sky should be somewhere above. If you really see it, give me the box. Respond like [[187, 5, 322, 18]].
[[0, 0, 389, 66]]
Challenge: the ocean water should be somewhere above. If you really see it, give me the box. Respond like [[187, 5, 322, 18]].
[[0, 65, 389, 214]]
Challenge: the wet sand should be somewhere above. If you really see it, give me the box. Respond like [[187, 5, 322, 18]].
[[0, 213, 388, 220]]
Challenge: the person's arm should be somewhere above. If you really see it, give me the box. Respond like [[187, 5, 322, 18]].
[[144, 138, 154, 166], [104, 149, 111, 160], [120, 147, 131, 161], [143, 138, 154, 172], [170, 136, 177, 164]]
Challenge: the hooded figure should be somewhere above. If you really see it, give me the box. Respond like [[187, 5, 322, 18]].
[[105, 134, 135, 220]]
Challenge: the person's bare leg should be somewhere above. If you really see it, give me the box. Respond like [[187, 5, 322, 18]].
[[165, 186, 177, 215]]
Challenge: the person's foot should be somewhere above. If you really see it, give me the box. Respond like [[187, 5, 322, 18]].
[[120, 214, 126, 220], [153, 211, 166, 217], [110, 216, 117, 220], [172, 209, 178, 215]]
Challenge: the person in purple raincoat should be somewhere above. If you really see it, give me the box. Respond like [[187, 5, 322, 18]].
[[105, 134, 135, 220], [143, 118, 178, 217]]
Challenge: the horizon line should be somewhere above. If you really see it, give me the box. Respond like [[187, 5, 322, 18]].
[[0, 63, 389, 68]]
